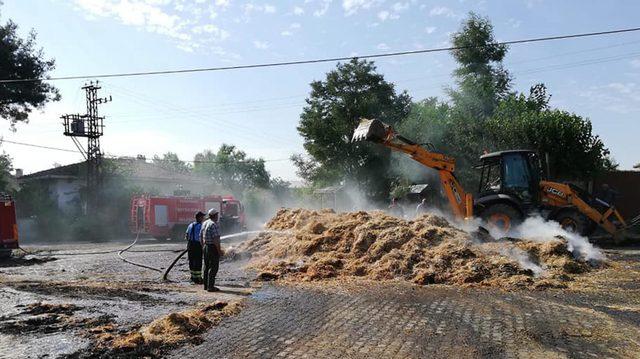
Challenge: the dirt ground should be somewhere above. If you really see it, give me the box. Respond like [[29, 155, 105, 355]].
[[0, 237, 254, 359]]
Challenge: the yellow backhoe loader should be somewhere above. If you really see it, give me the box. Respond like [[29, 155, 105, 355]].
[[352, 118, 639, 238]]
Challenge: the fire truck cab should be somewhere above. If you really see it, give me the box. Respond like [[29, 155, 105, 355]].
[[0, 193, 19, 258], [221, 195, 247, 235]]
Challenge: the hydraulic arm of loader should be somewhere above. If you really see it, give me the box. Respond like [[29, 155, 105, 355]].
[[352, 118, 473, 219]]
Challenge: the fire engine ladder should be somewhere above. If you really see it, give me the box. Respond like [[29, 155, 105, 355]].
[[130, 197, 151, 233], [130, 202, 138, 233]]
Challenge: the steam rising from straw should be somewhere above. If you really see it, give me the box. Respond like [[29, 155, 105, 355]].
[[510, 216, 605, 262]]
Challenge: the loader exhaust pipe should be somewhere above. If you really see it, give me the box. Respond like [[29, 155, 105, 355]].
[[351, 118, 388, 143]]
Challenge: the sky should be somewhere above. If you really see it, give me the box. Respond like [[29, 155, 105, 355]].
[[1, 0, 639, 181]]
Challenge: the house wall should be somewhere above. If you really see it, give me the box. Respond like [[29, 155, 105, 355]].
[[51, 179, 83, 213]]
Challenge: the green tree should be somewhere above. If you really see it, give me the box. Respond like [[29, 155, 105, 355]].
[[193, 144, 270, 194], [396, 14, 614, 189], [0, 150, 14, 192], [389, 178, 411, 200], [441, 13, 513, 185], [486, 84, 616, 179], [393, 98, 451, 184], [15, 180, 69, 241], [290, 153, 340, 187], [449, 12, 511, 119], [295, 58, 411, 200], [269, 177, 291, 199], [0, 17, 59, 127], [152, 152, 191, 174]]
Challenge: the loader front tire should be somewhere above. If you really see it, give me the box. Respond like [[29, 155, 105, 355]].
[[481, 203, 522, 234]]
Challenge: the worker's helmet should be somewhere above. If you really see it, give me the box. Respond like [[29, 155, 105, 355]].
[[207, 208, 219, 217]]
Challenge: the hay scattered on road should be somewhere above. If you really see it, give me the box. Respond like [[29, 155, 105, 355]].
[[99, 301, 242, 356], [236, 208, 602, 289]]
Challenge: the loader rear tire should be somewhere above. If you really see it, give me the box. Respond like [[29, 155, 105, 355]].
[[554, 209, 592, 236], [481, 203, 522, 234]]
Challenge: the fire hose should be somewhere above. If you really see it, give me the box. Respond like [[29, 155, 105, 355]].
[[161, 230, 270, 281], [116, 229, 164, 273], [162, 248, 189, 281], [17, 230, 270, 281]]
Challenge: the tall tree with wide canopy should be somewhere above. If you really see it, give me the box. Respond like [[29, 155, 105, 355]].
[[449, 12, 511, 119], [398, 13, 614, 186], [486, 84, 616, 179], [295, 58, 411, 200]]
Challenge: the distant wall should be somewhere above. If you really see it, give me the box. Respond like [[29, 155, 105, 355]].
[[17, 218, 37, 243], [592, 171, 640, 220], [52, 179, 82, 212]]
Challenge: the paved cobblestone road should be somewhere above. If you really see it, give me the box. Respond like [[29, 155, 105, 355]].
[[171, 280, 640, 358]]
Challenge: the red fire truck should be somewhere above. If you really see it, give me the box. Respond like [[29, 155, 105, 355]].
[[220, 195, 247, 235], [0, 193, 19, 258], [130, 194, 246, 239]]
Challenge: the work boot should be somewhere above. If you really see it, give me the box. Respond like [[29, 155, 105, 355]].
[[206, 279, 218, 292]]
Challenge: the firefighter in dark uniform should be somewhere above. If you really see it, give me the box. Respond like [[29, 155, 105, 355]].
[[200, 208, 223, 292], [185, 211, 205, 284]]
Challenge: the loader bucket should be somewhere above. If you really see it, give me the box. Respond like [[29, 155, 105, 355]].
[[351, 118, 388, 143]]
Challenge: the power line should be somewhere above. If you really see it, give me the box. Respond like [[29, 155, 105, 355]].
[[9, 44, 639, 136], [507, 39, 640, 65], [518, 50, 640, 75], [0, 139, 80, 153], [1, 27, 639, 84], [104, 155, 291, 164], [185, 158, 290, 164], [0, 138, 291, 163], [102, 81, 295, 145]]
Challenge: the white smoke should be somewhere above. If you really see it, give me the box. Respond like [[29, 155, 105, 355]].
[[508, 216, 605, 262], [341, 183, 381, 211], [498, 245, 545, 276]]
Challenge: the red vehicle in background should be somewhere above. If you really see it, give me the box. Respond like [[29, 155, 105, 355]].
[[130, 194, 246, 239], [220, 195, 247, 235], [0, 194, 19, 258]]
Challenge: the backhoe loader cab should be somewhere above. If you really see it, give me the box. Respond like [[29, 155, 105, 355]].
[[474, 150, 543, 232], [477, 150, 542, 206]]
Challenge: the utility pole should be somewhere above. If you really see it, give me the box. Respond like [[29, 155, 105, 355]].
[[62, 81, 112, 213]]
